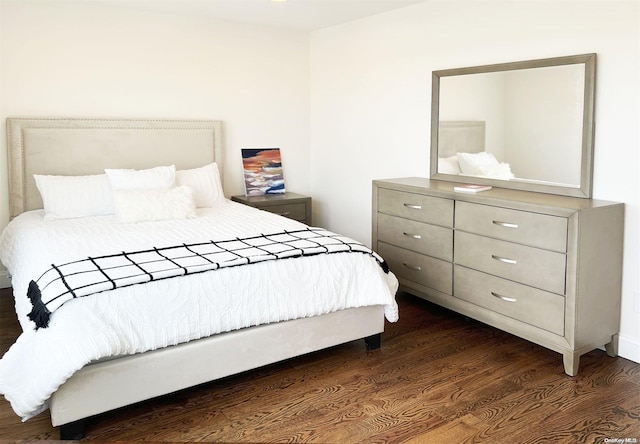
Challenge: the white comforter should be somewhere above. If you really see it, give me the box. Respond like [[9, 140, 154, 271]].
[[0, 201, 398, 420]]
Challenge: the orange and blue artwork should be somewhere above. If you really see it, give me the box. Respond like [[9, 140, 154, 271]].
[[241, 148, 286, 196]]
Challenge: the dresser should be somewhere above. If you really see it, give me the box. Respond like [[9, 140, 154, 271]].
[[231, 192, 312, 225], [372, 177, 624, 376]]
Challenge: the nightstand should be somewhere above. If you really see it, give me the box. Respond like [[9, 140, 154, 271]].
[[231, 193, 312, 225]]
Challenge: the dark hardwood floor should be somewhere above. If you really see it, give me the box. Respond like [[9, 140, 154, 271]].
[[1, 287, 639, 443]]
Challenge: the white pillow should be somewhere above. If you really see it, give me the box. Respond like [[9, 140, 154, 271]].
[[457, 152, 500, 176], [476, 163, 515, 180], [437, 155, 461, 174], [175, 163, 225, 208], [457, 151, 515, 179], [105, 165, 176, 190], [34, 174, 114, 221], [113, 186, 196, 223]]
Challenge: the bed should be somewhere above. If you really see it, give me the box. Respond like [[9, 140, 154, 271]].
[[0, 117, 399, 439], [436, 121, 514, 180], [437, 120, 486, 158]]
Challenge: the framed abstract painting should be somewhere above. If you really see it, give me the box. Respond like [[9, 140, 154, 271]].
[[241, 148, 286, 196]]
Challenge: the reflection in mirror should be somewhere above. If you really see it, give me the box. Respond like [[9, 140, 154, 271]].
[[430, 54, 596, 198]]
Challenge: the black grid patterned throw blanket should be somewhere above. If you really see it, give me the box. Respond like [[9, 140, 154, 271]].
[[27, 227, 389, 329]]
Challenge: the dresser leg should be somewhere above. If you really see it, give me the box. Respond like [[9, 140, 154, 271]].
[[605, 334, 619, 357], [562, 352, 580, 376]]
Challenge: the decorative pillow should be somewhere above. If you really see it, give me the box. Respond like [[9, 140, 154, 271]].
[[437, 155, 461, 175], [477, 163, 515, 180], [105, 165, 176, 190], [175, 163, 225, 208], [34, 174, 114, 221], [457, 152, 500, 176], [458, 151, 514, 179], [112, 186, 197, 223]]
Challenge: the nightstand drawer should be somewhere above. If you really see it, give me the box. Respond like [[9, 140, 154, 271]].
[[456, 201, 567, 252], [455, 266, 565, 336], [378, 242, 452, 295], [377, 213, 452, 261], [378, 188, 453, 227], [231, 193, 311, 225], [454, 231, 566, 295], [261, 203, 307, 221]]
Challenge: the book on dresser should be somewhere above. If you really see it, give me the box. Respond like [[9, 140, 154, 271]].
[[372, 177, 624, 377], [453, 184, 492, 193]]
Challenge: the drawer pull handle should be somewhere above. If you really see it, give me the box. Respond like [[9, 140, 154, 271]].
[[403, 203, 422, 210], [278, 212, 291, 216], [491, 254, 517, 265], [403, 232, 422, 239], [491, 291, 517, 303], [402, 262, 422, 271], [493, 220, 519, 229]]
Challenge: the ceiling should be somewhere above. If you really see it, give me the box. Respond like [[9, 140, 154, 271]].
[[73, 0, 428, 31]]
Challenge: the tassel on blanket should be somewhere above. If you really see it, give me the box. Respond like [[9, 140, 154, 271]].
[[27, 280, 50, 330]]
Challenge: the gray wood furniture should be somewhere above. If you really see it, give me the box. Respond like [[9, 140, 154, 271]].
[[231, 192, 312, 225], [372, 177, 624, 376]]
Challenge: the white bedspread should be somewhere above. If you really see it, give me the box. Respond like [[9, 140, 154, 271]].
[[0, 201, 398, 420]]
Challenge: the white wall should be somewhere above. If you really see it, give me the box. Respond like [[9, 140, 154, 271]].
[[503, 66, 584, 185], [0, 0, 311, 212], [310, 1, 640, 362]]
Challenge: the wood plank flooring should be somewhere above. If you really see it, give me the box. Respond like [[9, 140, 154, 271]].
[[1, 288, 639, 442]]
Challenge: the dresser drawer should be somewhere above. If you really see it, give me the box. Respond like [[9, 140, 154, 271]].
[[378, 188, 453, 227], [454, 266, 565, 336], [377, 213, 452, 261], [456, 201, 567, 252], [378, 242, 452, 295], [454, 231, 566, 295]]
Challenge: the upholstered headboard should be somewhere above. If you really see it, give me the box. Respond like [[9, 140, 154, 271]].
[[6, 118, 223, 218], [438, 121, 485, 158]]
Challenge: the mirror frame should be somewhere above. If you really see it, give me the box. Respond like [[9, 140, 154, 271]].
[[430, 53, 596, 198]]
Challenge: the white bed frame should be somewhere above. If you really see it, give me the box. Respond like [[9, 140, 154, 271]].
[[5, 117, 385, 439]]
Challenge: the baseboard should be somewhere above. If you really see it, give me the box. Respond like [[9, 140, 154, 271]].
[[0, 270, 11, 289], [619, 334, 640, 364]]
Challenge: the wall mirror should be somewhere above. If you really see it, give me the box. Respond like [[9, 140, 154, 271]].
[[430, 53, 596, 198]]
